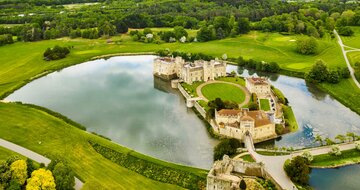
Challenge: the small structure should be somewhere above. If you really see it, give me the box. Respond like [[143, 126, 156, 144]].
[[207, 155, 265, 190], [153, 57, 226, 84], [214, 109, 276, 142], [245, 77, 271, 98]]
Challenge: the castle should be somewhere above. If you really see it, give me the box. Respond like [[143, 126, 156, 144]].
[[153, 57, 227, 84], [214, 109, 277, 142]]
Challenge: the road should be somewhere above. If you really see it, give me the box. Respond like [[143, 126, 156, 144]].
[[0, 138, 83, 190], [333, 29, 360, 89], [244, 135, 358, 190]]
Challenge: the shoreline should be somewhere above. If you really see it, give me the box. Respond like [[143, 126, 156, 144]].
[[310, 161, 360, 169]]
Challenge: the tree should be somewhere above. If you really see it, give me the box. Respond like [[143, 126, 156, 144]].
[[197, 26, 215, 42], [346, 132, 358, 141], [327, 70, 340, 83], [284, 156, 311, 185], [315, 134, 323, 146], [335, 134, 346, 143], [296, 37, 318, 55], [325, 137, 335, 145], [237, 18, 250, 34], [113, 19, 128, 33], [213, 138, 241, 161], [26, 168, 56, 190], [239, 179, 246, 190], [355, 141, 360, 151], [173, 26, 188, 40], [301, 151, 313, 162], [305, 60, 329, 83], [10, 160, 27, 185], [52, 162, 75, 190], [26, 159, 35, 178], [328, 145, 341, 156], [338, 26, 354, 36]]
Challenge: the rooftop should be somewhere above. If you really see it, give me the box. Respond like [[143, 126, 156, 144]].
[[246, 77, 269, 85], [217, 109, 241, 116]]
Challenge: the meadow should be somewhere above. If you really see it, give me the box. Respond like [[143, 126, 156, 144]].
[[340, 27, 360, 49]]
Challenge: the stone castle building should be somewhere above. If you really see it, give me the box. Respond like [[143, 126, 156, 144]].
[[153, 57, 226, 84], [207, 155, 265, 190], [245, 77, 271, 98], [213, 109, 276, 142]]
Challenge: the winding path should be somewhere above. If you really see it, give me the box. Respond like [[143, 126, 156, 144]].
[[334, 29, 360, 89], [196, 80, 251, 107], [244, 134, 358, 190], [0, 138, 83, 190]]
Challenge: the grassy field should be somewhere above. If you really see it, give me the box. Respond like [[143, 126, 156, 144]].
[[201, 83, 246, 103], [311, 149, 360, 167], [260, 99, 271, 111], [217, 77, 246, 86], [340, 27, 360, 49], [0, 102, 210, 189]]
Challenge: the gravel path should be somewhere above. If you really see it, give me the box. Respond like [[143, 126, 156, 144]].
[[196, 80, 251, 108], [334, 29, 360, 89], [0, 138, 84, 190]]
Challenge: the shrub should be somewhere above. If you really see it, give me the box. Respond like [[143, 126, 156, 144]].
[[305, 60, 329, 83], [43, 45, 70, 61], [338, 26, 354, 36], [296, 37, 318, 55], [0, 34, 14, 46], [89, 141, 206, 189], [355, 141, 360, 151], [213, 138, 242, 161]]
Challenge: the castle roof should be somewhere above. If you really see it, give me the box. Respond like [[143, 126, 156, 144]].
[[246, 77, 268, 85], [247, 110, 272, 127], [217, 109, 241, 116], [156, 57, 175, 64]]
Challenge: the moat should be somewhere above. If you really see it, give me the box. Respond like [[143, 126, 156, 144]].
[[6, 55, 360, 189]]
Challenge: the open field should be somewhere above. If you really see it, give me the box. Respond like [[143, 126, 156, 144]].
[[311, 148, 360, 167], [201, 83, 246, 103], [0, 102, 209, 189], [260, 99, 271, 111], [340, 27, 360, 49]]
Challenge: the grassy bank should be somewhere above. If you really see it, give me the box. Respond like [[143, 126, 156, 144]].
[[0, 146, 25, 161], [0, 102, 207, 189], [311, 149, 360, 167], [283, 105, 299, 132]]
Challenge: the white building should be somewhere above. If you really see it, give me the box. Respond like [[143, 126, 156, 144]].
[[153, 57, 226, 84]]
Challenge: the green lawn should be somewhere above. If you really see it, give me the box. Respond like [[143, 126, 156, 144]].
[[260, 99, 271, 111], [256, 151, 290, 156], [181, 81, 203, 97], [282, 105, 298, 132], [0, 102, 209, 189], [311, 149, 360, 167], [340, 26, 360, 49], [201, 83, 246, 103], [217, 77, 246, 86], [239, 154, 256, 162]]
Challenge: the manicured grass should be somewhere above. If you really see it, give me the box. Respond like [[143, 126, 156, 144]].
[[0, 146, 25, 161], [0, 102, 209, 189], [240, 154, 256, 162], [340, 26, 360, 49], [217, 76, 245, 86], [260, 99, 271, 111], [311, 148, 360, 167], [283, 105, 298, 132], [129, 27, 199, 38], [201, 83, 246, 103], [319, 79, 360, 116], [181, 81, 203, 97], [256, 151, 290, 156]]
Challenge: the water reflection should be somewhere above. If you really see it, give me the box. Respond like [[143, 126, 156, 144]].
[[227, 65, 360, 148], [6, 55, 218, 169]]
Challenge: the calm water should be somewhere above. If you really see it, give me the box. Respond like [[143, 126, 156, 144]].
[[6, 55, 218, 169], [6, 56, 360, 187]]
